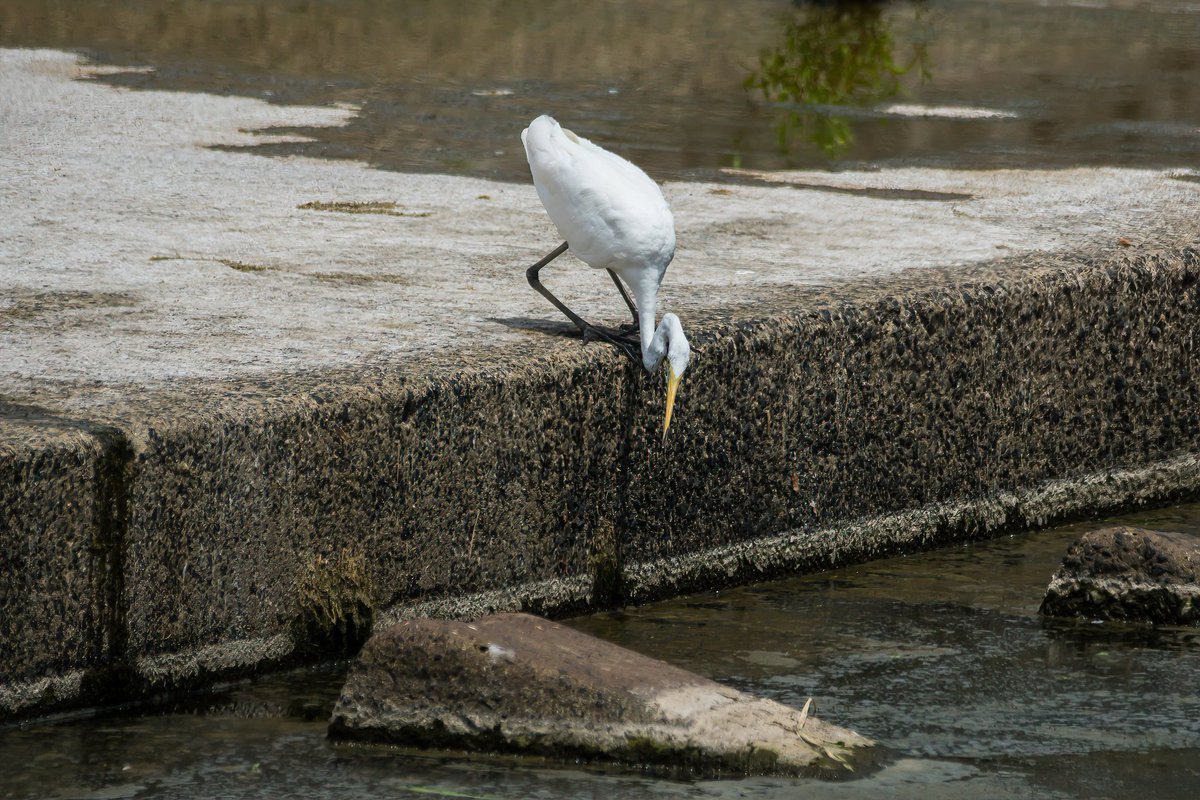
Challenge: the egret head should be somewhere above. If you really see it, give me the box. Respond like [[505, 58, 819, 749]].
[[661, 314, 691, 438]]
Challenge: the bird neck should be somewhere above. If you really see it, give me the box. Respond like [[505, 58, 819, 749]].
[[626, 267, 686, 375], [632, 281, 664, 372], [637, 302, 657, 369]]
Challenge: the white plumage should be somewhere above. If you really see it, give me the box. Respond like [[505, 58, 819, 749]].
[[522, 116, 675, 280], [521, 114, 691, 435]]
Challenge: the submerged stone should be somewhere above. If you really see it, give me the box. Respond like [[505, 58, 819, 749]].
[[328, 613, 872, 776], [1039, 527, 1200, 625]]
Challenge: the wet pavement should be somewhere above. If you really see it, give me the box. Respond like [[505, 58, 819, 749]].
[[1, 0, 1198, 180]]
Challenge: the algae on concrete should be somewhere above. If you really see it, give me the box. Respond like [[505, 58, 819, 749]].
[[298, 200, 432, 217], [291, 549, 375, 658], [587, 518, 623, 609], [3, 47, 1200, 719]]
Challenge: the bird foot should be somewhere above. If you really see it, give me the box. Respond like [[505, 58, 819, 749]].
[[581, 325, 641, 364]]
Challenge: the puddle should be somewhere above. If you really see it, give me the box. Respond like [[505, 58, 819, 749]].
[[1, 0, 1197, 180]]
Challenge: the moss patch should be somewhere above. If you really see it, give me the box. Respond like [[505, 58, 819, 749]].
[[742, 744, 782, 773], [309, 271, 412, 286], [298, 200, 432, 218], [588, 518, 623, 609], [219, 259, 275, 273], [291, 549, 374, 658]]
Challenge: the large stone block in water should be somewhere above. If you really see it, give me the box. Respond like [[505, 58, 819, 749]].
[[1040, 527, 1200, 624], [328, 613, 872, 775]]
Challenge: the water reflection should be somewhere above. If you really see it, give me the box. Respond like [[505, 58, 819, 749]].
[[2, 0, 1197, 178], [746, 1, 931, 157]]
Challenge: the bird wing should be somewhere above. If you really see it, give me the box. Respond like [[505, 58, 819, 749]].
[[522, 115, 674, 275]]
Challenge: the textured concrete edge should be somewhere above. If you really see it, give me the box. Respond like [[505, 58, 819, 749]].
[[0, 410, 133, 717], [376, 575, 596, 628], [5, 244, 1200, 721], [0, 634, 295, 722], [7, 452, 1195, 722], [621, 453, 1200, 604], [380, 452, 1200, 616]]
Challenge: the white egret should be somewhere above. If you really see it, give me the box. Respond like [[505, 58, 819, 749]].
[[521, 114, 691, 435]]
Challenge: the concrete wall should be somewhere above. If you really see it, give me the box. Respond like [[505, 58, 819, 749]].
[[0, 413, 122, 688], [2, 247, 1198, 718]]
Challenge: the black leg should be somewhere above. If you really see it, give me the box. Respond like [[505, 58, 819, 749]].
[[526, 242, 585, 331], [606, 269, 639, 330], [526, 243, 641, 364]]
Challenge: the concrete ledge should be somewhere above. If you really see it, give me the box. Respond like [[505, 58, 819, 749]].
[[0, 410, 123, 686], [3, 246, 1199, 719], [622, 452, 1200, 606]]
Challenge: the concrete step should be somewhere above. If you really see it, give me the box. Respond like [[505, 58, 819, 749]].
[[3, 48, 1199, 719]]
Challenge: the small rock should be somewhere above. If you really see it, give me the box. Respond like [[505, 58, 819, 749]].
[[328, 613, 872, 776], [1039, 526, 1200, 624]]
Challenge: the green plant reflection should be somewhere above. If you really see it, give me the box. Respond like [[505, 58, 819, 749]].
[[745, 0, 931, 158]]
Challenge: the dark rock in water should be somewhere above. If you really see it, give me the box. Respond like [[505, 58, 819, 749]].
[[328, 612, 872, 776], [1040, 526, 1200, 624]]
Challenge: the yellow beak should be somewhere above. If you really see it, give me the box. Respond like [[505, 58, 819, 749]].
[[662, 365, 682, 439]]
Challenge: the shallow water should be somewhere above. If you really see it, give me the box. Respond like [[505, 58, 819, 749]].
[[3, 504, 1200, 799], [2, 0, 1198, 180]]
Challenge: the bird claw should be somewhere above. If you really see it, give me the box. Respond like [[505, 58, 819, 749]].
[[580, 325, 640, 364]]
